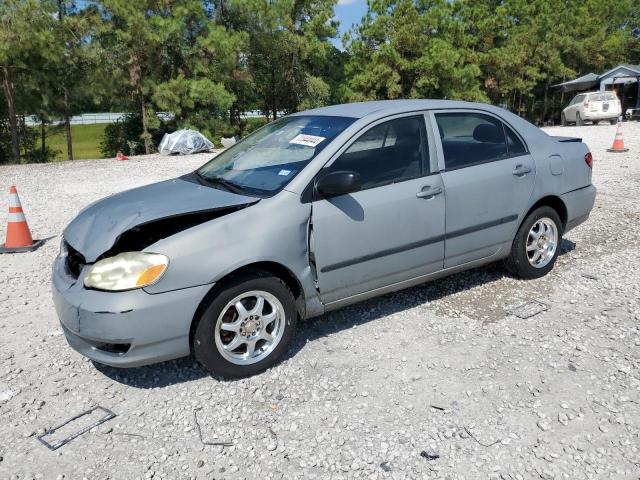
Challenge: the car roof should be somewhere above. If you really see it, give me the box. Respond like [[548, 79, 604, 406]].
[[292, 99, 491, 119]]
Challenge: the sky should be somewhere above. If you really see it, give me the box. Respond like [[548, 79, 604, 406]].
[[332, 0, 368, 49]]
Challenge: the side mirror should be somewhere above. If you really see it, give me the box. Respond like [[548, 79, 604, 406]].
[[316, 171, 362, 197]]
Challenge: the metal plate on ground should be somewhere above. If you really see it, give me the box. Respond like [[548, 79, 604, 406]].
[[37, 406, 116, 451], [507, 299, 549, 319]]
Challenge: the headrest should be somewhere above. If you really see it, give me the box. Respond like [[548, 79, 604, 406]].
[[395, 129, 418, 146], [473, 124, 503, 143]]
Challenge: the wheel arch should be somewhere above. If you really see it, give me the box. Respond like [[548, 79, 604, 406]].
[[522, 195, 568, 231], [188, 261, 306, 352]]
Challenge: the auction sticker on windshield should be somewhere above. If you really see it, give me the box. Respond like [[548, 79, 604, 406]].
[[289, 134, 326, 147]]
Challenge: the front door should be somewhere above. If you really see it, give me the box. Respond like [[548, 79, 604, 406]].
[[311, 115, 446, 304], [433, 111, 536, 268]]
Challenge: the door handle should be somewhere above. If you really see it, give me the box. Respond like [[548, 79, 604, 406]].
[[416, 186, 443, 199], [512, 165, 532, 176]]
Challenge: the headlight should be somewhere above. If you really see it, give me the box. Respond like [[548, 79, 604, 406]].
[[59, 238, 68, 258], [84, 252, 169, 291]]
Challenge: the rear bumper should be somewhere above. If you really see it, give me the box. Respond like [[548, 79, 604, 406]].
[[562, 184, 596, 233], [583, 112, 619, 121], [52, 255, 213, 367]]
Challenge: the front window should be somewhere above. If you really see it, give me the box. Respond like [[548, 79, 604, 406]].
[[326, 116, 428, 190], [197, 115, 355, 196]]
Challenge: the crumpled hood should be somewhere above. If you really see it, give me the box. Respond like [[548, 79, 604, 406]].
[[64, 177, 257, 262]]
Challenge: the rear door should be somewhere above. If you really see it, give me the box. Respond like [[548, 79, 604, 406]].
[[311, 114, 446, 304], [432, 111, 535, 268]]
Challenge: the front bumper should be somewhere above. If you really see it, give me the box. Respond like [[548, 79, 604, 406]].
[[562, 184, 597, 233], [52, 254, 213, 367]]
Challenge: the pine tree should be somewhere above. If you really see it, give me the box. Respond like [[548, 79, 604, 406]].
[[0, 0, 58, 162]]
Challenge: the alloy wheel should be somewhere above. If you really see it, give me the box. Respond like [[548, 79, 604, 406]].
[[526, 217, 558, 268], [214, 290, 286, 365]]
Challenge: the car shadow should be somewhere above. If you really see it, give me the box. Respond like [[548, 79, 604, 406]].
[[95, 238, 576, 387], [285, 263, 506, 361], [285, 238, 576, 360], [92, 356, 208, 387]]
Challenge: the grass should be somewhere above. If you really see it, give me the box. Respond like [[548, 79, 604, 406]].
[[42, 117, 267, 161], [46, 123, 107, 160]]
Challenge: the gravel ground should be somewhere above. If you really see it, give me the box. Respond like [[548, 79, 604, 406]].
[[0, 123, 639, 480]]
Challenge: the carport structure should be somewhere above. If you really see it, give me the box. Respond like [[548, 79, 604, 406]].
[[554, 64, 640, 119]]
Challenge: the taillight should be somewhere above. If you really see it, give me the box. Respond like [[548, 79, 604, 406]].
[[584, 101, 589, 108], [585, 152, 593, 169]]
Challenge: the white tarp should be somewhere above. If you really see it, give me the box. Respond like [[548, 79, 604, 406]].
[[158, 129, 214, 155], [220, 136, 236, 148]]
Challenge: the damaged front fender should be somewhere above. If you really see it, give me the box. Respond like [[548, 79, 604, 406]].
[[142, 190, 322, 317], [63, 176, 258, 262]]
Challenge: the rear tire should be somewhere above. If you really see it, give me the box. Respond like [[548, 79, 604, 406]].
[[592, 120, 599, 125], [505, 206, 563, 279], [576, 113, 584, 126], [561, 113, 567, 126], [192, 271, 298, 378], [610, 119, 617, 125]]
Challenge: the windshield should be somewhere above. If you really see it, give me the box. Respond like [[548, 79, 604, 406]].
[[197, 115, 356, 196]]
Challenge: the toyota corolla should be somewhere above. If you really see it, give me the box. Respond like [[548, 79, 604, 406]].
[[53, 100, 596, 378]]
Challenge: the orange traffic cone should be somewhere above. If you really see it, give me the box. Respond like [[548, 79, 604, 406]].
[[607, 122, 629, 153], [116, 151, 129, 161], [0, 186, 44, 253]]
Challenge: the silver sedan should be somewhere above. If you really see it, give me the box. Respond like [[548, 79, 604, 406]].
[[53, 100, 596, 378]]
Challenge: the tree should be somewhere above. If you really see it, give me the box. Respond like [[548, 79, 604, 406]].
[[152, 12, 244, 140], [3, 0, 640, 165], [52, 1, 101, 160], [344, 0, 486, 102], [475, 0, 639, 122], [345, 0, 639, 123], [95, 0, 176, 154], [0, 0, 58, 163], [215, 0, 339, 119]]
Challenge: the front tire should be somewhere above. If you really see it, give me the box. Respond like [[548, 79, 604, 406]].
[[193, 271, 298, 378], [561, 113, 567, 126], [505, 206, 563, 279], [610, 119, 617, 125]]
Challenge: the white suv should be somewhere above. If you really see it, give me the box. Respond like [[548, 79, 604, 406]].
[[561, 91, 621, 126]]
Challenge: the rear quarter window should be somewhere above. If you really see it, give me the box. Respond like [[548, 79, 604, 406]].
[[505, 126, 527, 156]]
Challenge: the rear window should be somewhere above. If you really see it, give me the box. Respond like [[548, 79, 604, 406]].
[[588, 93, 617, 102], [435, 112, 508, 170]]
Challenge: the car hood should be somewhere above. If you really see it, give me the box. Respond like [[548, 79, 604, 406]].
[[63, 177, 257, 262]]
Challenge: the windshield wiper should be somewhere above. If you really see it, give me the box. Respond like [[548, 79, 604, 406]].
[[196, 172, 245, 194]]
